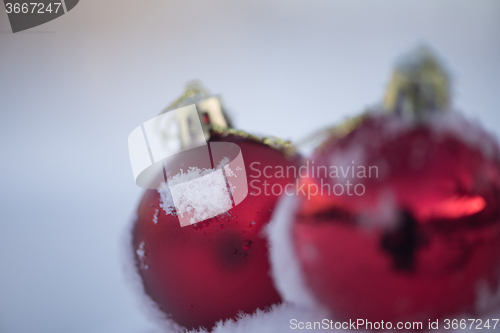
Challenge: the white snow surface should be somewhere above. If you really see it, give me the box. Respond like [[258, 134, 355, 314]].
[[266, 194, 319, 308], [125, 193, 500, 333], [180, 305, 500, 333], [188, 303, 330, 333]]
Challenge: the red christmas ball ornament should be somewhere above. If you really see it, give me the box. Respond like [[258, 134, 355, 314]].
[[291, 50, 500, 326], [130, 85, 299, 331]]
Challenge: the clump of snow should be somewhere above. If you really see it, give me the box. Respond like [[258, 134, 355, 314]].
[[157, 167, 220, 217], [216, 156, 236, 177], [215, 156, 231, 169], [266, 194, 318, 308], [355, 110, 500, 161], [158, 158, 235, 226], [171, 169, 232, 226], [365, 110, 500, 160], [224, 165, 235, 177], [152, 209, 159, 224], [168, 167, 215, 186], [426, 111, 500, 159]]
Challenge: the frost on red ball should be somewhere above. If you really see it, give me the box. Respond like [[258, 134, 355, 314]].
[[131, 134, 299, 331], [292, 112, 500, 324]]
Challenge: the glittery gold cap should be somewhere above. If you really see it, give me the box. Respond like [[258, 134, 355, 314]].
[[162, 81, 232, 146], [384, 46, 451, 120]]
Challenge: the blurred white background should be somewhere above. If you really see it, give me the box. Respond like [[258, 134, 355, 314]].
[[0, 1, 499, 332]]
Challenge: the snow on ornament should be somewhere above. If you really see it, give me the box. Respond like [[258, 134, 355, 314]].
[[129, 83, 301, 331], [269, 47, 500, 328]]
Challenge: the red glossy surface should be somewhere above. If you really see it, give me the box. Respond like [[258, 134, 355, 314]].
[[132, 134, 299, 330], [294, 114, 500, 325]]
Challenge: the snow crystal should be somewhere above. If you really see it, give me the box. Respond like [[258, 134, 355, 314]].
[[152, 209, 159, 224], [158, 183, 176, 216], [136, 241, 148, 270]]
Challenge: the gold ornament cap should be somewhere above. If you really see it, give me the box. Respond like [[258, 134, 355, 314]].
[[161, 81, 232, 148], [384, 46, 451, 120]]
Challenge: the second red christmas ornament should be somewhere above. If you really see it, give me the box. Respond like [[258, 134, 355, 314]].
[[279, 49, 500, 326]]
